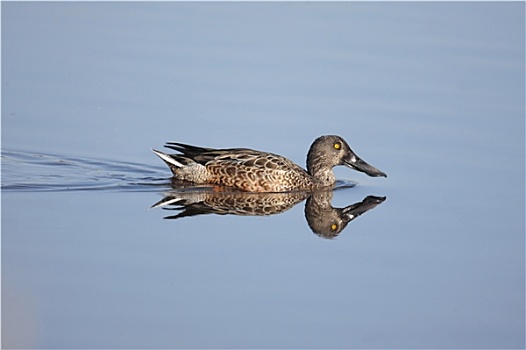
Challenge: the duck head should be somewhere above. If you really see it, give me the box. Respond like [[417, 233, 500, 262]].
[[307, 135, 387, 179]]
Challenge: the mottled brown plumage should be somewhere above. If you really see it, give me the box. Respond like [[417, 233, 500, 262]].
[[152, 135, 386, 192]]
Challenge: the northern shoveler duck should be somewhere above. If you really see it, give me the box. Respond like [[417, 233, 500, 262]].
[[152, 135, 386, 192]]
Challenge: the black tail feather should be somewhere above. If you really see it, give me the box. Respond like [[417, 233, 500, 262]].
[[164, 142, 213, 157]]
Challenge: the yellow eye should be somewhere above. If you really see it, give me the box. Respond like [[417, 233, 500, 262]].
[[330, 223, 338, 231], [333, 142, 341, 150]]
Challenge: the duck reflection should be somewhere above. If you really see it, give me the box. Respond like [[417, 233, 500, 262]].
[[305, 191, 386, 239], [152, 188, 385, 239]]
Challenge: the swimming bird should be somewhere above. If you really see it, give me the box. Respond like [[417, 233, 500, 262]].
[[152, 135, 386, 192]]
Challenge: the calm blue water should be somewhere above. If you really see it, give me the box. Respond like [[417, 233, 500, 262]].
[[2, 2, 524, 348]]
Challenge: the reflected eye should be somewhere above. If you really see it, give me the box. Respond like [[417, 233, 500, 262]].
[[330, 223, 338, 231], [333, 142, 341, 150]]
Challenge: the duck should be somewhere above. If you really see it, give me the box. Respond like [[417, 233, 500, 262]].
[[152, 135, 386, 192]]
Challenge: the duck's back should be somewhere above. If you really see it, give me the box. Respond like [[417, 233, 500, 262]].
[[204, 149, 313, 192]]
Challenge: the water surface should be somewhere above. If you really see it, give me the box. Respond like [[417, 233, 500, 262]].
[[2, 2, 524, 349]]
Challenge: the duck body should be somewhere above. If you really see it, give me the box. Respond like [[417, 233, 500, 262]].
[[153, 135, 386, 193]]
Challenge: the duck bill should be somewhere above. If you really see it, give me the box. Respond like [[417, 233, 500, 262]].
[[344, 156, 387, 178]]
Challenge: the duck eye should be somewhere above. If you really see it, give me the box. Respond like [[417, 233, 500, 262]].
[[330, 223, 338, 231], [333, 142, 341, 150]]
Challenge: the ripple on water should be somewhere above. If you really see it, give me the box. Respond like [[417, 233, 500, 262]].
[[1, 150, 169, 192]]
